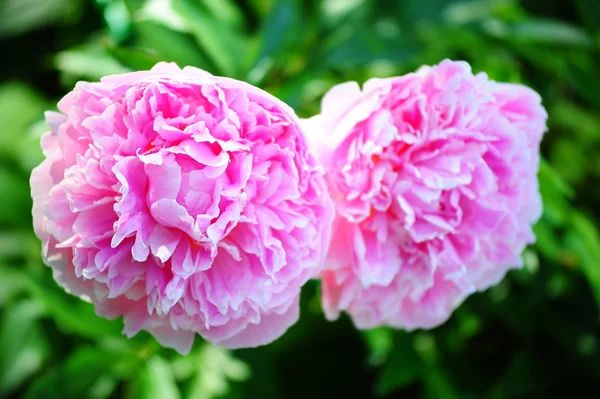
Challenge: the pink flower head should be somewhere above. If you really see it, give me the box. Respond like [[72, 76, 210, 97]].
[[304, 60, 547, 330], [31, 62, 333, 353]]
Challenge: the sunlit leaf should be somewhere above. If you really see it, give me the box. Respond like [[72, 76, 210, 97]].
[[200, 0, 244, 30], [321, 0, 368, 27], [443, 0, 496, 25], [130, 356, 181, 399], [102, 0, 132, 42], [185, 344, 250, 399], [362, 327, 393, 366]]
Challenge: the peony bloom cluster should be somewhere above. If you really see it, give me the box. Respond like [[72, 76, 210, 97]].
[[30, 62, 333, 353], [304, 60, 547, 330]]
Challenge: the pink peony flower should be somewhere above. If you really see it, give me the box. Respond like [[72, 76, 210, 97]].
[[303, 60, 547, 330], [30, 62, 333, 353]]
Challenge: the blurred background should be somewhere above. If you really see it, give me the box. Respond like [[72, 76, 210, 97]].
[[1, 0, 599, 398]]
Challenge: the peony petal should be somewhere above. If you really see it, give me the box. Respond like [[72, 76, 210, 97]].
[[30, 61, 334, 351], [309, 59, 546, 331], [212, 296, 300, 348]]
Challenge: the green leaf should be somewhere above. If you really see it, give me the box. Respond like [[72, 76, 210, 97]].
[[512, 19, 594, 47], [362, 327, 393, 366], [552, 102, 600, 143], [266, 74, 313, 112], [549, 138, 588, 185], [199, 0, 244, 30], [172, 0, 246, 76], [413, 332, 438, 365], [0, 300, 48, 395], [25, 272, 123, 340], [576, 0, 600, 31], [566, 212, 600, 310], [136, 0, 188, 31], [18, 119, 47, 172], [0, 0, 83, 38], [324, 27, 418, 68], [567, 63, 600, 107], [54, 43, 131, 84], [424, 368, 461, 399], [130, 356, 181, 399], [0, 264, 26, 306], [539, 159, 575, 199], [134, 20, 212, 69], [25, 342, 138, 399], [376, 333, 423, 395], [247, 0, 275, 18], [0, 232, 40, 264], [321, 0, 368, 27], [254, 0, 301, 62], [122, 0, 145, 14], [106, 44, 166, 71], [185, 345, 250, 399], [490, 351, 546, 396], [533, 220, 562, 262], [62, 346, 135, 398], [102, 0, 132, 42], [0, 82, 46, 166], [442, 0, 496, 25], [537, 160, 574, 226], [391, 0, 459, 25], [485, 18, 594, 48], [0, 167, 31, 225], [24, 368, 62, 399], [171, 352, 197, 381]]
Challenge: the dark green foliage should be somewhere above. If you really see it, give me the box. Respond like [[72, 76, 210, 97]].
[[0, 0, 599, 397]]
